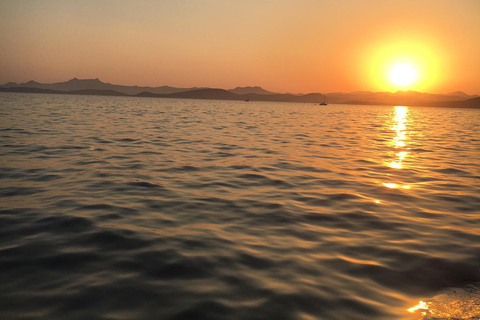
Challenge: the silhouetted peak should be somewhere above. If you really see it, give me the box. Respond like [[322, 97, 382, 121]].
[[448, 91, 471, 98], [20, 80, 41, 87], [66, 77, 103, 83], [229, 86, 275, 95]]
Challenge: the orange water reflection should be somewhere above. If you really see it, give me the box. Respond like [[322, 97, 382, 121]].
[[381, 106, 412, 191], [388, 106, 409, 169], [383, 182, 410, 189], [408, 301, 428, 314]]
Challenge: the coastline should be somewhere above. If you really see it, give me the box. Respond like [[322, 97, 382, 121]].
[[1, 86, 479, 109]]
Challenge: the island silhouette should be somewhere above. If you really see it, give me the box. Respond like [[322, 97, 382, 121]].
[[1, 78, 479, 108]]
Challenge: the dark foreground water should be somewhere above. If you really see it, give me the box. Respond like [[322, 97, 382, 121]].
[[1, 93, 479, 320]]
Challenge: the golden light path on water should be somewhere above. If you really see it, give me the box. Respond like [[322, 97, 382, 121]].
[[380, 106, 411, 194], [389, 106, 409, 169], [382, 107, 427, 318], [390, 104, 480, 320]]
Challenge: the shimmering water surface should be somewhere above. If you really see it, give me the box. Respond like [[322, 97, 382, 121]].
[[1, 93, 479, 320]]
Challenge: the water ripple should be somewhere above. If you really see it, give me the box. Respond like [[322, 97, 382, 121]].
[[0, 93, 479, 320]]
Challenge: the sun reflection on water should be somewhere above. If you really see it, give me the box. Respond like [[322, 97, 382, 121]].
[[388, 106, 409, 169], [408, 300, 429, 316], [382, 182, 410, 189], [382, 106, 412, 190]]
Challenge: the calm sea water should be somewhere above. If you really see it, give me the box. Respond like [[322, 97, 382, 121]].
[[1, 92, 479, 320]]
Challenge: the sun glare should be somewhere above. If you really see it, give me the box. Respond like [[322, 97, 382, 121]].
[[389, 63, 417, 88], [362, 36, 445, 92]]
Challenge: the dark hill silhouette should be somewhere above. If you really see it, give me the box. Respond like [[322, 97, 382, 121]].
[[229, 86, 275, 95], [169, 88, 239, 100], [137, 88, 240, 100], [334, 90, 473, 106], [448, 91, 478, 99], [0, 78, 204, 95], [0, 87, 61, 94], [1, 78, 478, 108], [0, 87, 127, 96], [68, 89, 129, 96], [437, 96, 480, 108]]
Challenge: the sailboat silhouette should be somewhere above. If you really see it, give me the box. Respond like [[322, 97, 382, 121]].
[[320, 92, 327, 106]]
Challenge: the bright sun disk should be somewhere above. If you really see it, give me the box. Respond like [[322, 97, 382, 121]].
[[389, 63, 417, 88]]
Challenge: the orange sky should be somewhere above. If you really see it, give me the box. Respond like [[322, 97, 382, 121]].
[[1, 0, 479, 94]]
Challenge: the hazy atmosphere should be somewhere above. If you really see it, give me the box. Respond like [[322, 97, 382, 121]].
[[2, 1, 480, 320], [1, 0, 479, 94]]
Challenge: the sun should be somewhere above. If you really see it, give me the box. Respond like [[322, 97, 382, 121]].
[[362, 36, 445, 92], [389, 63, 417, 88]]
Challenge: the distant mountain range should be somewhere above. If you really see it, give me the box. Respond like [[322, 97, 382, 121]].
[[1, 78, 479, 108], [0, 78, 203, 95]]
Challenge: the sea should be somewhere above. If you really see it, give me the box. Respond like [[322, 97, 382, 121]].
[[0, 92, 479, 320]]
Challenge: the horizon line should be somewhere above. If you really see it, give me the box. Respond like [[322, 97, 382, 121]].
[[1, 77, 479, 97]]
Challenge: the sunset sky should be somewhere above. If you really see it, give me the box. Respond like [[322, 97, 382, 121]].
[[1, 0, 479, 94]]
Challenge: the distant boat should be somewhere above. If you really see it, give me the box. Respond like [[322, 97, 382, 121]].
[[319, 92, 327, 105], [245, 94, 250, 102]]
